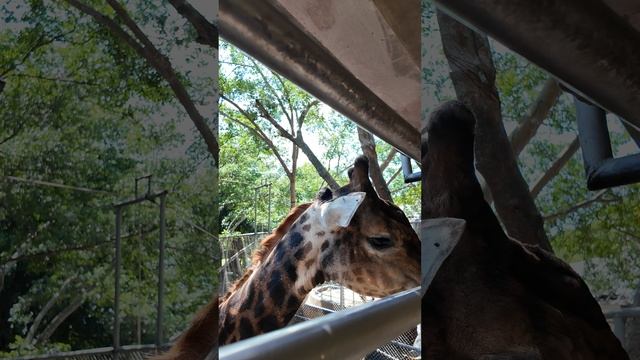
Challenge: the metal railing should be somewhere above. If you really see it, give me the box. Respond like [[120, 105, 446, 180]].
[[606, 306, 640, 348], [3, 344, 169, 360], [219, 287, 421, 360]]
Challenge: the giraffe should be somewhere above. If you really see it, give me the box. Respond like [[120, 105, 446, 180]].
[[421, 100, 628, 359], [152, 155, 421, 359], [218, 155, 421, 344]]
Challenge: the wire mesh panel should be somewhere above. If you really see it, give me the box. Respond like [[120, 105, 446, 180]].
[[294, 283, 421, 360], [219, 232, 266, 293]]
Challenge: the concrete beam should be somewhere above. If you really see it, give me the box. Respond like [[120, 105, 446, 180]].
[[434, 0, 640, 131]]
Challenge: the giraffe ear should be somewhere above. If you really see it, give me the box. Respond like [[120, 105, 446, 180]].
[[420, 217, 466, 295], [319, 192, 366, 228]]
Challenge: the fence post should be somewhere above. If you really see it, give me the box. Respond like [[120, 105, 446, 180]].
[[614, 316, 626, 347], [156, 192, 167, 347], [113, 206, 122, 360]]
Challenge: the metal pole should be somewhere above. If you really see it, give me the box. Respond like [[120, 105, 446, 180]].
[[267, 183, 272, 232], [613, 316, 626, 347], [253, 187, 258, 234], [156, 193, 167, 347], [114, 207, 122, 359], [400, 154, 421, 183], [575, 97, 640, 190]]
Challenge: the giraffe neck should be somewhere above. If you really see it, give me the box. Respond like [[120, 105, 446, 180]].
[[219, 207, 328, 344]]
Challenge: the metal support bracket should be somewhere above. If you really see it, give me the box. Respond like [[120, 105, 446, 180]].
[[575, 97, 640, 190], [401, 154, 421, 183], [113, 185, 169, 357]]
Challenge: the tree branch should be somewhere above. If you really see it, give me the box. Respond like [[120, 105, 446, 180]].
[[509, 78, 561, 156], [530, 136, 580, 198], [255, 99, 339, 189], [249, 58, 294, 128], [380, 148, 397, 172], [66, 0, 219, 165], [297, 100, 318, 134], [219, 99, 292, 177], [8, 73, 99, 86], [543, 189, 611, 222], [0, 29, 75, 77], [0, 241, 111, 267], [34, 290, 89, 346], [25, 276, 78, 345], [167, 0, 218, 49], [386, 167, 402, 186]]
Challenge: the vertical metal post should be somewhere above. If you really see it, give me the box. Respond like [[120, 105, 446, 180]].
[[613, 316, 626, 347], [114, 207, 122, 359], [254, 187, 258, 234], [156, 192, 167, 347], [267, 183, 272, 231]]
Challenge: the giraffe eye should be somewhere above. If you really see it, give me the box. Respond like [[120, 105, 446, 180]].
[[367, 236, 394, 250]]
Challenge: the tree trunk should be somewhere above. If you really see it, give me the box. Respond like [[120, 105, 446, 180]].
[[167, 0, 218, 49], [357, 128, 393, 202], [437, 11, 552, 251], [254, 100, 339, 190], [509, 78, 562, 157], [25, 276, 77, 345], [379, 148, 397, 173], [35, 293, 86, 346], [530, 136, 580, 198], [295, 138, 339, 190], [288, 173, 296, 209]]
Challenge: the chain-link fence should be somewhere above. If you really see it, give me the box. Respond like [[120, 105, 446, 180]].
[[219, 232, 267, 293]]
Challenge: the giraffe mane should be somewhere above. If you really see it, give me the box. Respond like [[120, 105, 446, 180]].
[[219, 202, 311, 302]]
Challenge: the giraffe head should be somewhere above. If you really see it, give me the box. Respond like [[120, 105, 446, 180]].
[[294, 155, 421, 298]]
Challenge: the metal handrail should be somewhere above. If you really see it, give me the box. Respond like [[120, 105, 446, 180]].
[[219, 287, 421, 360], [604, 306, 640, 348], [4, 344, 169, 360]]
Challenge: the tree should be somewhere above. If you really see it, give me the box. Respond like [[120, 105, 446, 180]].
[[219, 42, 420, 236], [64, 0, 219, 165], [219, 43, 338, 208], [0, 0, 219, 354]]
